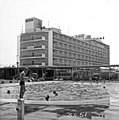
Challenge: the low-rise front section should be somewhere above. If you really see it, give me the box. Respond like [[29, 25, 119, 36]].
[[18, 17, 110, 67]]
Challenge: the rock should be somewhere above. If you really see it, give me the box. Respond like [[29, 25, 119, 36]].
[[45, 95, 50, 101], [7, 90, 10, 94]]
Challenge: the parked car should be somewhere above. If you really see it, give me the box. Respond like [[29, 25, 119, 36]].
[[92, 73, 100, 80]]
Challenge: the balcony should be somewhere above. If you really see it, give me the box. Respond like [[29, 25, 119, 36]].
[[21, 36, 45, 43], [21, 45, 46, 51], [22, 62, 46, 66], [20, 54, 46, 59]]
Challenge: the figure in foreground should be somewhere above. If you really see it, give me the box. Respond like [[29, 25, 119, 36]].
[[19, 67, 29, 98]]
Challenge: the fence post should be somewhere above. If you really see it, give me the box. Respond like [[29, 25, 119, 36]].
[[16, 98, 24, 120]]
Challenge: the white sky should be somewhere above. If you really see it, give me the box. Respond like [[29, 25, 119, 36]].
[[0, 0, 119, 66]]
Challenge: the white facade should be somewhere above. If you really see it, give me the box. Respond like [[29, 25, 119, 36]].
[[17, 35, 20, 67], [48, 30, 53, 66], [25, 17, 42, 33]]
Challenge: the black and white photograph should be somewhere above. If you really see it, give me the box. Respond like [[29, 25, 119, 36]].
[[0, 0, 119, 119]]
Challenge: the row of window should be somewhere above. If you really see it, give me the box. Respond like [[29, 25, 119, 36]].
[[25, 18, 33, 22], [53, 58, 106, 66], [53, 40, 108, 56], [20, 54, 46, 58], [88, 40, 107, 49], [53, 49, 109, 62], [21, 54, 45, 58], [54, 44, 108, 58], [53, 34, 108, 52], [21, 36, 45, 42], [21, 45, 45, 50], [30, 61, 45, 66], [22, 62, 45, 66]]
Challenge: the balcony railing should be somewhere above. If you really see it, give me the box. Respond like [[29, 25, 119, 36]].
[[20, 55, 46, 59], [20, 45, 46, 51], [21, 36, 45, 43]]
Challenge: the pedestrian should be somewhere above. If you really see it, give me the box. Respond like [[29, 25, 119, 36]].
[[19, 67, 29, 99], [42, 73, 46, 81], [104, 79, 105, 84]]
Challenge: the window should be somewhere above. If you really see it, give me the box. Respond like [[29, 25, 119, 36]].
[[82, 55, 84, 58], [78, 47, 80, 51], [32, 36, 34, 40], [86, 56, 88, 59], [34, 45, 42, 48], [22, 47, 27, 49], [73, 46, 76, 51], [64, 59, 67, 64], [32, 52, 34, 56], [64, 52, 67, 56], [59, 42, 63, 47], [78, 61, 80, 65], [59, 51, 63, 55], [53, 49, 58, 55], [53, 58, 58, 63], [69, 60, 72, 64], [59, 59, 63, 63], [39, 54, 42, 57], [53, 41, 57, 46], [69, 45, 71, 49], [69, 52, 72, 57], [32, 61, 34, 65], [73, 53, 76, 58], [64, 44, 67, 49], [78, 54, 80, 58], [26, 18, 33, 22], [35, 36, 42, 39]]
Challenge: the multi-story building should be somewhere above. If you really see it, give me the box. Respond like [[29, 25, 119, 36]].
[[17, 17, 110, 67]]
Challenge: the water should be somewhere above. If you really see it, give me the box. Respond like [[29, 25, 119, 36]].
[[0, 81, 119, 120]]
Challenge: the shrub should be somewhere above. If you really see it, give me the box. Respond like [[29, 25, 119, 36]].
[[10, 81, 12, 83], [1, 81, 4, 84]]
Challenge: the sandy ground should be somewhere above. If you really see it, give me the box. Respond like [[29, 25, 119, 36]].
[[0, 81, 119, 120]]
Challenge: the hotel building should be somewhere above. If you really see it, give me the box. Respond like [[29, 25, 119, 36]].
[[17, 17, 110, 67]]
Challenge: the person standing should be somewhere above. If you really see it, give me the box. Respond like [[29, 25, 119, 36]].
[[19, 67, 29, 99]]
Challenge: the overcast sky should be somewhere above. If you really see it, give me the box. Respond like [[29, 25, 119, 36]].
[[0, 0, 119, 66]]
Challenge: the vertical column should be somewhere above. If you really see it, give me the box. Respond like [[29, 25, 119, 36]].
[[71, 67, 74, 80], [48, 30, 53, 66], [16, 99, 24, 120], [17, 35, 20, 67], [117, 67, 119, 80], [109, 66, 111, 82]]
